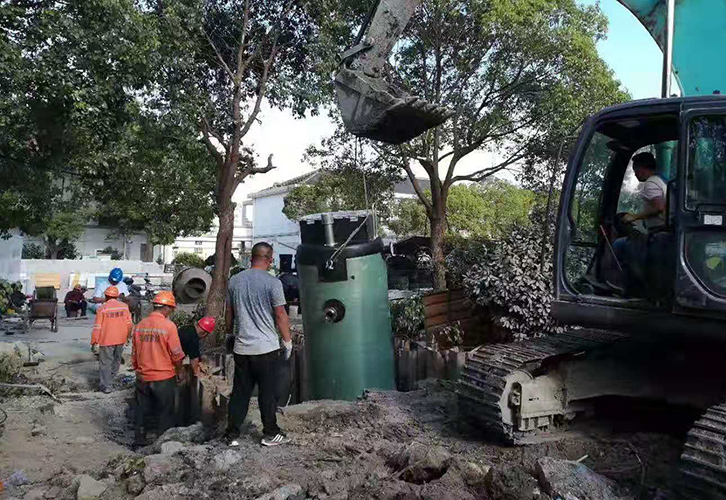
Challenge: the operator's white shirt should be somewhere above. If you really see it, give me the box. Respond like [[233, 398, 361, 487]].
[[639, 174, 667, 229]]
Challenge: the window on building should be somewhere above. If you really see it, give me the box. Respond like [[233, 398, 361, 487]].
[[194, 247, 203, 255], [194, 240, 203, 246]]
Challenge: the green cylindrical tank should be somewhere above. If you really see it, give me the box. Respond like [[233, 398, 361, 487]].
[[297, 211, 395, 401]]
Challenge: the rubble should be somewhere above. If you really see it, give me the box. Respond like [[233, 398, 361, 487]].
[[536, 457, 636, 500], [255, 483, 304, 500], [213, 449, 243, 472], [75, 474, 106, 500], [126, 474, 145, 496], [389, 442, 452, 484], [159, 440, 184, 455], [142, 453, 185, 485]]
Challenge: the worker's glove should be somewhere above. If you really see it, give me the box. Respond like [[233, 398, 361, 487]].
[[282, 340, 293, 361]]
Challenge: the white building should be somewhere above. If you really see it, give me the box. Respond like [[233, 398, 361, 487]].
[[248, 171, 430, 268], [160, 202, 254, 265]]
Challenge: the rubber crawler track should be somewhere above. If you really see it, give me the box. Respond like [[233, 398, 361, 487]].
[[680, 403, 726, 499], [457, 329, 629, 443]]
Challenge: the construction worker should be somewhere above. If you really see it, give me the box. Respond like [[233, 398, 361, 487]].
[[176, 316, 215, 425], [225, 242, 292, 447], [177, 316, 216, 377], [89, 267, 130, 313], [131, 290, 184, 446], [91, 286, 133, 394]]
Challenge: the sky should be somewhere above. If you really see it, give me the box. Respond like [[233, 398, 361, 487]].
[[233, 0, 665, 203]]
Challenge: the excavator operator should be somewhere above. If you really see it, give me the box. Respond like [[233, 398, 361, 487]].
[[612, 152, 667, 295]]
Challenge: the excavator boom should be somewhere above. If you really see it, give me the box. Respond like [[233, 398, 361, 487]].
[[334, 0, 453, 144]]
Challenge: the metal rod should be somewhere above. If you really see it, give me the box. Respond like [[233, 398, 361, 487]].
[[661, 0, 675, 98], [322, 213, 335, 246]]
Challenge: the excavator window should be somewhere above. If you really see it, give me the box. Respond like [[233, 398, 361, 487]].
[[564, 113, 680, 303], [683, 114, 726, 297]]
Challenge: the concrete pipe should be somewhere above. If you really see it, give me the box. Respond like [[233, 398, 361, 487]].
[[172, 267, 212, 304]]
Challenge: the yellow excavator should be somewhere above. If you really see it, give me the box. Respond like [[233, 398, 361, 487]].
[[335, 0, 726, 497]]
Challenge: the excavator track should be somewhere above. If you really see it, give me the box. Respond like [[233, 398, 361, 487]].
[[457, 329, 630, 443], [680, 403, 726, 499]]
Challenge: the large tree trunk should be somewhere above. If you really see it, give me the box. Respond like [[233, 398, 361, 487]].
[[45, 238, 58, 260], [429, 209, 447, 291], [206, 200, 235, 333]]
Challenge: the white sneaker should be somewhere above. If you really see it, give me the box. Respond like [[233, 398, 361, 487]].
[[261, 433, 290, 447]]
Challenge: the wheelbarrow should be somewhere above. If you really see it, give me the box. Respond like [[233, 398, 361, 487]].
[[24, 286, 59, 333]]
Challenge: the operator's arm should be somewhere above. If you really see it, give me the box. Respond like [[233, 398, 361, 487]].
[[626, 197, 666, 222], [274, 306, 291, 343], [131, 326, 139, 371]]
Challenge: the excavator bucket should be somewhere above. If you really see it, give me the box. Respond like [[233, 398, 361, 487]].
[[335, 67, 454, 144]]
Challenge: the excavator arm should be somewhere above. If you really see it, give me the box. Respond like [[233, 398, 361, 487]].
[[334, 0, 453, 144]]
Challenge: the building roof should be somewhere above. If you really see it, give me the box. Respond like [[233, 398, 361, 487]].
[[249, 171, 321, 199], [393, 178, 431, 196]]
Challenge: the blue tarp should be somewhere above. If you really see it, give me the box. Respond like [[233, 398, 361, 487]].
[[618, 0, 726, 96]]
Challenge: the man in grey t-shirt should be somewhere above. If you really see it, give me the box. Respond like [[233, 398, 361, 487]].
[[224, 242, 292, 447]]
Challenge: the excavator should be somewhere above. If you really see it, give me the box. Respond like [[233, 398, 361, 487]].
[[334, 0, 726, 497]]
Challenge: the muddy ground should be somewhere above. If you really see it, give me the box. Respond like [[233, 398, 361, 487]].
[[0, 318, 689, 499]]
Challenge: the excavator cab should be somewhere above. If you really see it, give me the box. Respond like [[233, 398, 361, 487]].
[[554, 95, 726, 339]]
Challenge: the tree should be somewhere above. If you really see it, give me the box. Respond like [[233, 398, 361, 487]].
[[92, 113, 217, 249], [0, 0, 158, 237], [148, 0, 344, 320], [359, 0, 629, 289], [172, 252, 206, 269], [388, 180, 536, 240], [389, 198, 430, 237], [42, 208, 87, 260], [282, 167, 401, 223]]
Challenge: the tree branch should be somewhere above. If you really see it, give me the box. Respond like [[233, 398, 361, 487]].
[[398, 146, 433, 216], [204, 30, 235, 81], [236, 0, 251, 76], [201, 118, 225, 168], [451, 141, 530, 183]]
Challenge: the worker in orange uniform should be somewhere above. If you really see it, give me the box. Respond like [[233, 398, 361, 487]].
[[91, 286, 133, 394], [131, 290, 184, 446]]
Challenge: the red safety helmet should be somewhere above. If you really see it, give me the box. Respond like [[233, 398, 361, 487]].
[[104, 286, 119, 298], [197, 316, 216, 334], [152, 290, 176, 308]]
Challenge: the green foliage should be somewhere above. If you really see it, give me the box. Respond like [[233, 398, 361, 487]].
[[389, 296, 425, 340], [389, 199, 430, 238], [168, 309, 193, 329], [459, 218, 563, 338], [283, 166, 399, 223], [99, 246, 124, 261], [172, 252, 206, 269], [0, 0, 158, 237], [447, 182, 537, 238], [390, 181, 537, 240], [22, 244, 44, 259], [0, 279, 22, 315], [48, 239, 79, 260], [43, 208, 87, 259], [92, 114, 216, 245], [285, 130, 403, 223]]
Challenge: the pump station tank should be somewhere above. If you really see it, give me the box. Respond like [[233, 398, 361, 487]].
[[297, 211, 395, 401]]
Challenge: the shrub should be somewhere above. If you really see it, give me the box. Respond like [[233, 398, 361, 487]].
[[99, 246, 123, 260], [389, 296, 425, 340], [169, 308, 193, 329], [457, 221, 562, 339], [172, 252, 206, 269], [22, 243, 45, 259]]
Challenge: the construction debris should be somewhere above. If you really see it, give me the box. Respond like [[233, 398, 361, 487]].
[[536, 457, 636, 500]]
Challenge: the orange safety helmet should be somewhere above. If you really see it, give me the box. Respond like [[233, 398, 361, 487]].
[[197, 316, 216, 334], [104, 286, 119, 298], [152, 290, 176, 308]]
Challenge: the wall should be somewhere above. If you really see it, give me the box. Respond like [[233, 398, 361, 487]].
[[24, 226, 152, 261], [0, 232, 24, 283], [252, 192, 300, 267], [20, 259, 165, 297]]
